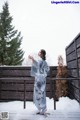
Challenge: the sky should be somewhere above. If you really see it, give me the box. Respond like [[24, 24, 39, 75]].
[[0, 97, 80, 120], [0, 0, 80, 66]]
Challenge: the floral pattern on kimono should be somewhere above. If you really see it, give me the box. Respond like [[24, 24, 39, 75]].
[[31, 59, 50, 112]]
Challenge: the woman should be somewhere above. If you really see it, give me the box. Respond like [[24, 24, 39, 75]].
[[28, 49, 50, 115]]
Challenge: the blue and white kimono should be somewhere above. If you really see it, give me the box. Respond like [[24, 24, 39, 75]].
[[31, 58, 50, 113]]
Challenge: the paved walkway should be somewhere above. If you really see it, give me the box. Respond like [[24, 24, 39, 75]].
[[9, 111, 80, 120]]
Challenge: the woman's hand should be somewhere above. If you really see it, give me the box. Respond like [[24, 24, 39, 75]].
[[28, 55, 34, 62], [28, 55, 33, 59]]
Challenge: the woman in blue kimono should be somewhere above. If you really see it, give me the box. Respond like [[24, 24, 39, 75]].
[[28, 49, 50, 115]]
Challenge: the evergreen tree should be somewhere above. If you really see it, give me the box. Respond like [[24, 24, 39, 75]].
[[0, 2, 24, 65]]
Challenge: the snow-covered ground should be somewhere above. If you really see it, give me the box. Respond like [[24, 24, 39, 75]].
[[0, 97, 80, 120]]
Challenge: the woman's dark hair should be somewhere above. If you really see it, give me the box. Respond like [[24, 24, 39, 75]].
[[41, 49, 46, 60]]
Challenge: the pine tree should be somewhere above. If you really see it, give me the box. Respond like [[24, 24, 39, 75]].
[[0, 2, 24, 65]]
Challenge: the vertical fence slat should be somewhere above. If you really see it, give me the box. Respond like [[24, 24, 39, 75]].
[[53, 80, 56, 110], [0, 81, 1, 99], [50, 67, 56, 110], [49, 67, 53, 99], [24, 80, 26, 109]]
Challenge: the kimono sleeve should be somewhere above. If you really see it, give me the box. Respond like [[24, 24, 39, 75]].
[[44, 62, 50, 77], [31, 60, 38, 77]]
